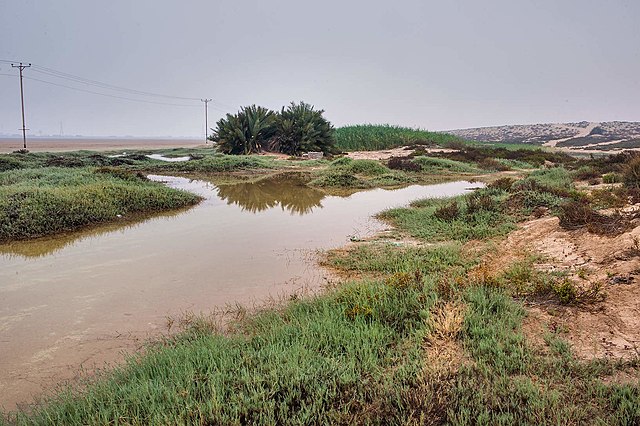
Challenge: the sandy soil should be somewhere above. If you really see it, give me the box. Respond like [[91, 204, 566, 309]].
[[542, 122, 601, 148], [346, 146, 457, 161], [482, 212, 640, 360], [0, 138, 204, 153]]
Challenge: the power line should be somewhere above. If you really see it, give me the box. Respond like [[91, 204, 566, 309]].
[[31, 66, 202, 101], [2, 59, 236, 110], [4, 74, 202, 107], [1, 59, 238, 136]]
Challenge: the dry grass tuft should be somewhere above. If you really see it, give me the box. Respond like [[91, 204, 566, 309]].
[[424, 301, 466, 348]]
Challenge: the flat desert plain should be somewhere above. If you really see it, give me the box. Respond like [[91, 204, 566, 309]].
[[0, 138, 204, 153]]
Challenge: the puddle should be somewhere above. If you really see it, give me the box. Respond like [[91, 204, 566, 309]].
[[0, 176, 478, 410], [146, 154, 191, 162]]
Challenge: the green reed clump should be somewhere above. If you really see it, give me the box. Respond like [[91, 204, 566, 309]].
[[0, 167, 201, 241], [335, 124, 462, 151]]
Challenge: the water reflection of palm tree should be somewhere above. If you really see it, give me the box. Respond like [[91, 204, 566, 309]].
[[216, 177, 325, 215]]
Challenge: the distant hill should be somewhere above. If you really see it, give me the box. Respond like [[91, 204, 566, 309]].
[[448, 121, 640, 151]]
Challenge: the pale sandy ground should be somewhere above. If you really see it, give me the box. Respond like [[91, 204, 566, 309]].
[[478, 200, 640, 361], [0, 138, 204, 153], [346, 146, 457, 160], [543, 122, 601, 148]]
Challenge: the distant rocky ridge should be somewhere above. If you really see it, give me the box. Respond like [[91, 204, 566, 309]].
[[448, 121, 640, 151]]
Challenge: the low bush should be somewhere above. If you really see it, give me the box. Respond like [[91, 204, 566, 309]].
[[603, 173, 622, 184], [0, 156, 24, 172], [477, 157, 511, 171], [434, 201, 460, 221], [466, 191, 500, 215], [573, 166, 601, 181], [488, 177, 515, 191], [412, 156, 481, 174], [387, 157, 421, 172], [558, 200, 632, 235], [623, 156, 640, 188]]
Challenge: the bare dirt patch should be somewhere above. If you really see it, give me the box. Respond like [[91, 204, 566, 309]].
[[346, 146, 456, 161], [486, 214, 640, 360]]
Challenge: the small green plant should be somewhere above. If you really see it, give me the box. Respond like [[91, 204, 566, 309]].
[[576, 268, 588, 280], [553, 278, 577, 305], [602, 173, 622, 184]]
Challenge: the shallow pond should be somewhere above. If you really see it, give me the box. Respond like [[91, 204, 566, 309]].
[[0, 176, 479, 410]]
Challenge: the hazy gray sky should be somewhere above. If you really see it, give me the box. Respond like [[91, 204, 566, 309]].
[[1, 0, 638, 137]]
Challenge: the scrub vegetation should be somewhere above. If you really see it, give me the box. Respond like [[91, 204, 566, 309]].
[[5, 148, 640, 425]]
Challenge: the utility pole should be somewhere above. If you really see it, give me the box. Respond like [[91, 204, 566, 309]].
[[11, 62, 31, 150], [201, 98, 212, 143]]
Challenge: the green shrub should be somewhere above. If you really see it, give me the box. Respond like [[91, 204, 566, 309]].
[[342, 159, 388, 176], [602, 173, 622, 184], [0, 156, 24, 172]]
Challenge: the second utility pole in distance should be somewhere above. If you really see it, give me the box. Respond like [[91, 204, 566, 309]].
[[201, 98, 212, 143], [12, 62, 31, 150]]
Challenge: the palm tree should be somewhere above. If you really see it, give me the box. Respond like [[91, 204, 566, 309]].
[[210, 105, 277, 155], [272, 102, 337, 156]]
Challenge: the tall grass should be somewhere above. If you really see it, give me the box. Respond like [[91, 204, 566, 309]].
[[0, 167, 201, 241], [335, 124, 462, 151]]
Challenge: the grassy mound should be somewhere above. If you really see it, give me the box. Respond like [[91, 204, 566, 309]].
[[0, 167, 201, 241]]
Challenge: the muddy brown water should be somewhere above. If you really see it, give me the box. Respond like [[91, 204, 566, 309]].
[[0, 176, 479, 411]]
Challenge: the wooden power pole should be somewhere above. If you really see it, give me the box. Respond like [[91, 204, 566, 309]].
[[201, 98, 212, 143], [11, 62, 31, 149]]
